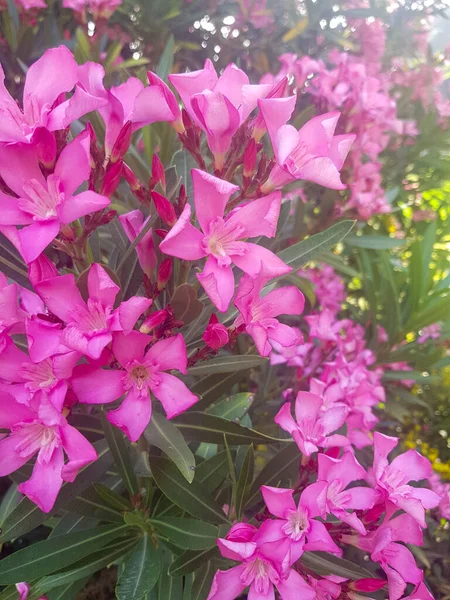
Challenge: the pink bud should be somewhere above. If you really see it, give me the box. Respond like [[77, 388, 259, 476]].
[[140, 308, 170, 333], [203, 314, 229, 349], [349, 579, 386, 593], [182, 109, 193, 130], [110, 121, 132, 163], [177, 184, 187, 211], [28, 254, 58, 287], [151, 154, 166, 192], [101, 161, 123, 196], [152, 191, 177, 226], [31, 127, 57, 169], [122, 163, 141, 191], [157, 258, 172, 291], [243, 138, 257, 178], [155, 228, 168, 239]]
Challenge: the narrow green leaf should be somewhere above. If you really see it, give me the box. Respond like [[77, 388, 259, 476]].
[[188, 355, 267, 376], [235, 445, 254, 520], [49, 514, 98, 538], [168, 549, 218, 577], [151, 518, 219, 550], [207, 393, 254, 421], [145, 412, 196, 483], [382, 370, 439, 384], [301, 551, 374, 580], [156, 553, 183, 599], [0, 525, 128, 584], [46, 578, 90, 600], [191, 561, 216, 600], [93, 483, 132, 511], [157, 35, 175, 80], [102, 413, 139, 496], [277, 220, 355, 270], [116, 534, 161, 600], [151, 457, 229, 525], [247, 443, 300, 507], [345, 234, 406, 249], [196, 451, 229, 493], [173, 412, 286, 445], [0, 484, 20, 527]]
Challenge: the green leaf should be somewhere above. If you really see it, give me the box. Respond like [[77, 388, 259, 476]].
[[173, 412, 285, 445], [151, 518, 219, 550], [35, 539, 136, 594], [301, 551, 374, 580], [155, 552, 183, 599], [151, 457, 229, 525], [207, 393, 254, 421], [168, 548, 218, 577], [247, 443, 300, 508], [235, 445, 254, 520], [172, 149, 197, 199], [157, 35, 175, 81], [102, 413, 139, 496], [49, 514, 98, 538], [345, 234, 406, 249], [145, 411, 196, 483], [116, 534, 161, 600], [46, 578, 90, 600], [277, 220, 355, 270], [93, 483, 132, 511], [0, 484, 20, 527], [188, 355, 267, 376], [382, 370, 440, 384], [0, 439, 113, 543], [191, 561, 216, 600], [190, 370, 250, 412], [0, 524, 128, 584], [195, 451, 229, 493]]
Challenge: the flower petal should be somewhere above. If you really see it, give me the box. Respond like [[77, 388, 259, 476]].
[[58, 191, 110, 224], [159, 203, 206, 260], [151, 372, 198, 419], [197, 256, 235, 313], [71, 365, 124, 404], [60, 423, 97, 482], [261, 485, 296, 518], [145, 334, 188, 374], [192, 169, 239, 233], [107, 388, 152, 442], [18, 446, 64, 512]]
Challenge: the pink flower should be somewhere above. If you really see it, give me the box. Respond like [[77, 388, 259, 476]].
[[304, 451, 378, 534], [343, 514, 424, 600], [208, 522, 315, 600], [56, 64, 180, 154], [305, 310, 342, 342], [417, 323, 441, 344], [234, 274, 304, 357], [258, 101, 354, 192], [71, 332, 197, 441], [119, 210, 157, 278], [429, 473, 450, 520], [16, 0, 47, 8], [35, 263, 151, 360], [370, 433, 440, 528], [402, 582, 435, 600], [257, 485, 342, 563], [203, 314, 229, 349], [160, 169, 290, 312], [0, 392, 97, 512], [169, 61, 271, 167], [0, 46, 77, 144], [63, 0, 122, 18], [0, 131, 110, 263], [275, 391, 349, 456]]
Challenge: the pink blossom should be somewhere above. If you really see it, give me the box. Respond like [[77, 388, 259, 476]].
[[417, 323, 441, 344], [275, 391, 349, 456], [305, 309, 343, 342], [234, 274, 304, 357], [257, 485, 342, 563], [0, 46, 77, 144], [119, 210, 157, 278], [169, 61, 271, 167], [160, 169, 290, 312], [203, 314, 229, 349], [208, 522, 315, 600], [429, 473, 450, 520], [370, 432, 440, 528], [269, 328, 306, 367], [258, 101, 354, 192], [304, 451, 378, 534], [402, 582, 435, 600], [0, 130, 110, 263], [0, 392, 97, 512], [63, 0, 122, 18], [16, 0, 46, 8], [71, 332, 197, 441], [343, 514, 424, 600], [299, 265, 345, 317], [35, 263, 151, 360]]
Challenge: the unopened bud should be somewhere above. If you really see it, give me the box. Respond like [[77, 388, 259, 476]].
[[157, 258, 172, 291], [101, 161, 123, 196], [182, 108, 193, 130], [32, 127, 57, 169], [349, 579, 386, 593], [110, 121, 132, 163], [203, 314, 229, 349], [243, 138, 257, 179], [177, 184, 187, 211], [140, 307, 170, 333], [150, 153, 166, 192], [122, 163, 141, 191], [152, 191, 177, 226], [28, 254, 58, 287], [155, 228, 168, 239]]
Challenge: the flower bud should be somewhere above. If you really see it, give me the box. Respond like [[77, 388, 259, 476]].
[[140, 307, 170, 333], [243, 138, 257, 179], [110, 121, 132, 163], [151, 153, 166, 192], [101, 161, 123, 196], [28, 254, 58, 287], [151, 191, 177, 226], [177, 184, 187, 212], [155, 228, 168, 239], [349, 579, 386, 593], [122, 163, 141, 191], [31, 127, 57, 169], [157, 258, 172, 291], [203, 314, 229, 349]]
